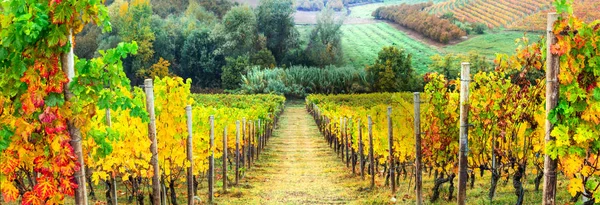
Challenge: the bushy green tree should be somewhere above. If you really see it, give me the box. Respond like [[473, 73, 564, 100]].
[[74, 24, 101, 59], [305, 8, 344, 67], [221, 56, 250, 89], [200, 0, 236, 19], [151, 0, 189, 18], [366, 46, 417, 92], [251, 48, 277, 68], [117, 0, 156, 85], [429, 51, 492, 80], [181, 29, 225, 88], [213, 6, 257, 57], [256, 0, 300, 64], [185, 0, 218, 25]]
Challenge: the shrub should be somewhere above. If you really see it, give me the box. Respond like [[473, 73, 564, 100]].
[[373, 3, 466, 44], [366, 46, 419, 92], [240, 66, 368, 97], [221, 56, 250, 90]]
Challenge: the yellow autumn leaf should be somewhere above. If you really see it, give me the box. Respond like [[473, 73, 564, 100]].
[[568, 177, 582, 197], [562, 154, 583, 177]]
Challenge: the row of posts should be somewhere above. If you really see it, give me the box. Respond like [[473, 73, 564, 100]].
[[100, 79, 279, 205], [307, 91, 424, 204], [308, 13, 561, 205]]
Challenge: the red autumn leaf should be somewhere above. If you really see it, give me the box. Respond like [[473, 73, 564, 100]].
[[34, 176, 57, 199], [59, 178, 77, 196], [22, 192, 42, 205]]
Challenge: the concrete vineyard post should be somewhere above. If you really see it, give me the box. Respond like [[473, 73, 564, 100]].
[[368, 116, 375, 189], [414, 93, 422, 205], [543, 12, 559, 205], [144, 79, 161, 205], [208, 116, 215, 202], [223, 125, 228, 193], [185, 105, 194, 205], [236, 121, 240, 185], [387, 107, 395, 193], [458, 62, 470, 205]]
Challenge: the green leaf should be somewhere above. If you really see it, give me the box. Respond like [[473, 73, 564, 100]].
[[593, 87, 600, 101], [0, 126, 14, 152], [45, 93, 65, 107]]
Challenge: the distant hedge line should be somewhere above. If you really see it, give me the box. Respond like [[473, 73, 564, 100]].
[[373, 3, 466, 44]]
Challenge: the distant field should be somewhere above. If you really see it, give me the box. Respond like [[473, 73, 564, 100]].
[[298, 23, 538, 74], [297, 23, 438, 74], [444, 31, 543, 60], [340, 23, 439, 74], [426, 0, 553, 28]]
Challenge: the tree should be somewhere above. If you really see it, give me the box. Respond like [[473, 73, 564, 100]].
[[185, 0, 218, 24], [251, 48, 277, 69], [180, 29, 225, 88], [305, 8, 344, 67], [213, 6, 257, 57], [221, 56, 250, 89], [74, 24, 101, 59], [256, 0, 300, 64], [199, 0, 236, 19], [366, 46, 416, 92], [116, 0, 156, 85], [137, 57, 174, 80], [429, 52, 492, 80], [151, 0, 189, 18]]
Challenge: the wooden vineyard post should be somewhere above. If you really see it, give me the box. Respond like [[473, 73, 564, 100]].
[[413, 93, 422, 205], [208, 116, 215, 203], [345, 117, 350, 167], [252, 120, 257, 162], [144, 79, 161, 205], [350, 117, 355, 174], [257, 119, 261, 158], [249, 120, 253, 168], [243, 118, 248, 169], [387, 107, 395, 193], [543, 12, 559, 205], [368, 116, 375, 189], [105, 109, 118, 205], [235, 121, 240, 185], [61, 30, 88, 205], [359, 119, 365, 180], [339, 117, 343, 159], [185, 105, 194, 205], [223, 125, 228, 193], [457, 62, 470, 205]]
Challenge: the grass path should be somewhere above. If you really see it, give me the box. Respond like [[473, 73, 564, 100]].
[[214, 102, 383, 204]]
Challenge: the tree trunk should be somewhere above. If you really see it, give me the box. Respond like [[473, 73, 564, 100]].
[[489, 169, 500, 200], [431, 173, 450, 203], [534, 171, 543, 191], [170, 180, 178, 205], [448, 174, 455, 201], [513, 164, 524, 205]]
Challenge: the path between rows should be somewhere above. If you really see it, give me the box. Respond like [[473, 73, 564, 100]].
[[216, 102, 369, 204]]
